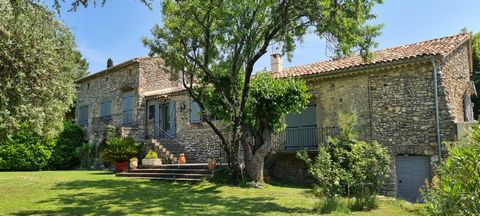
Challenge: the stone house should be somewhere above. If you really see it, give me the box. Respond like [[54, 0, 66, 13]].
[[75, 33, 475, 202]]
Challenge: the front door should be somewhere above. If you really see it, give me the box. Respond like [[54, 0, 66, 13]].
[[158, 100, 176, 138], [396, 155, 431, 202]]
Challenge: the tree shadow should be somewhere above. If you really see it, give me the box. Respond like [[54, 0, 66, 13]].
[[13, 178, 312, 215]]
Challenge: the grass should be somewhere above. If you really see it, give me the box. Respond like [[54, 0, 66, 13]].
[[0, 171, 423, 215]]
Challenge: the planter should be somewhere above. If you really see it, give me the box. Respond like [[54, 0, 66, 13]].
[[178, 153, 186, 164], [114, 161, 128, 173], [142, 158, 162, 166], [130, 160, 138, 169]]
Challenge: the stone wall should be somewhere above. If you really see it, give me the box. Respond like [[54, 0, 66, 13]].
[[267, 53, 472, 195], [76, 57, 176, 144], [170, 94, 226, 162]]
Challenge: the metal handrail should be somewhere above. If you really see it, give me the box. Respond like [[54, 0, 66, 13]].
[[151, 124, 185, 162]]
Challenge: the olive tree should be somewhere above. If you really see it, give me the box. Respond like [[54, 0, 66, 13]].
[[0, 0, 85, 141], [143, 0, 383, 180]]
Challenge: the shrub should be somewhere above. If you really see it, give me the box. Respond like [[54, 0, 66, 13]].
[[75, 143, 96, 169], [101, 137, 138, 162], [315, 197, 351, 215], [349, 140, 390, 210], [48, 121, 85, 169], [144, 150, 158, 159], [0, 125, 55, 170], [422, 122, 480, 215], [297, 112, 391, 212]]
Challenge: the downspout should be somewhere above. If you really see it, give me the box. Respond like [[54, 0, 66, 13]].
[[431, 57, 442, 161]]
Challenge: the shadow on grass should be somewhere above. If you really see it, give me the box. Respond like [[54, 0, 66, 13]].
[[13, 177, 311, 215]]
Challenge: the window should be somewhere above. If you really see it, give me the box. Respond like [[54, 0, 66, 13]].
[[100, 100, 112, 118], [190, 100, 202, 123], [123, 93, 134, 125], [148, 105, 155, 119], [78, 105, 89, 126], [86, 83, 90, 90]]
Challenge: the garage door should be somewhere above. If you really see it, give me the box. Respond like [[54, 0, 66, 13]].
[[396, 155, 431, 202]]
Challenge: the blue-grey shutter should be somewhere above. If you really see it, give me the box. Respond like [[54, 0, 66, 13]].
[[100, 101, 105, 117], [190, 99, 201, 123], [79, 105, 88, 125], [105, 101, 112, 117], [169, 100, 176, 137], [123, 94, 134, 125]]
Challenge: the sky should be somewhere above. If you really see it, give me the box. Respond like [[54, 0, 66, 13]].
[[49, 0, 480, 74]]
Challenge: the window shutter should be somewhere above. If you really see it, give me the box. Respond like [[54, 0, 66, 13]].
[[169, 100, 176, 137], [123, 94, 134, 125], [190, 99, 201, 123]]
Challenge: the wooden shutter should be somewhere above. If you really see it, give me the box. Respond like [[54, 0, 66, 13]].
[[190, 99, 201, 123], [169, 100, 176, 137], [123, 94, 134, 125], [79, 105, 89, 126]]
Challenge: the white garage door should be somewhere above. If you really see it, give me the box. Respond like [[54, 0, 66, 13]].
[[396, 155, 431, 202]]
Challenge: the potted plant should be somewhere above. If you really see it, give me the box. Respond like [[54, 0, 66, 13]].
[[207, 158, 216, 170], [130, 157, 138, 169], [101, 137, 138, 172], [142, 150, 162, 167]]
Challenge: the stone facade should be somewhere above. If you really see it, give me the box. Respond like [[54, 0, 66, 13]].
[[75, 57, 178, 146], [76, 35, 473, 198], [267, 43, 474, 196]]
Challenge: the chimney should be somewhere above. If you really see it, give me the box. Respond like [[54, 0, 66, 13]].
[[270, 52, 283, 73]]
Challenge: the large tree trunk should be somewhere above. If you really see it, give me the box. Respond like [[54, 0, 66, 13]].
[[242, 126, 272, 182]]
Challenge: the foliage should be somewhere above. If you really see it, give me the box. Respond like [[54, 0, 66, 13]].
[[0, 0, 84, 141], [0, 125, 55, 170], [471, 32, 480, 118], [106, 58, 113, 68], [298, 112, 390, 211], [143, 0, 383, 177], [48, 121, 85, 169], [315, 197, 351, 215], [144, 150, 158, 159], [421, 121, 480, 215], [130, 157, 138, 162], [74, 142, 96, 169], [297, 149, 344, 199], [349, 141, 390, 210], [101, 137, 138, 162]]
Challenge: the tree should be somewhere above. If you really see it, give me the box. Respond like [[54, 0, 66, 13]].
[[107, 58, 113, 68], [143, 0, 382, 180], [0, 0, 84, 141], [469, 32, 480, 118]]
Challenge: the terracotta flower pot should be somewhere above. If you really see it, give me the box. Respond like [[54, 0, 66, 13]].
[[114, 161, 128, 173], [208, 160, 216, 170], [178, 153, 186, 164]]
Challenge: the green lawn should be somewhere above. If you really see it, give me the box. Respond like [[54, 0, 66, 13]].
[[0, 171, 422, 215]]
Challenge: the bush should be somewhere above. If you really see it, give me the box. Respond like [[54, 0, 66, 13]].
[[349, 141, 390, 210], [75, 143, 96, 169], [0, 125, 55, 170], [422, 122, 480, 215], [315, 197, 351, 215], [48, 121, 85, 169], [297, 112, 391, 212], [144, 150, 158, 159], [101, 137, 138, 162]]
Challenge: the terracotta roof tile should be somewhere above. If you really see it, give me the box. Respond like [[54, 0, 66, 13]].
[[273, 33, 470, 78], [144, 86, 186, 97]]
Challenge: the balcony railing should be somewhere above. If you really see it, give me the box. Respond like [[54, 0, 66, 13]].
[[272, 126, 340, 151]]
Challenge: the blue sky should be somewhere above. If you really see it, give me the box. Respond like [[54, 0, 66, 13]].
[[50, 0, 480, 74]]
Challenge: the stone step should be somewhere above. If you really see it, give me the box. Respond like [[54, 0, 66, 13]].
[[116, 172, 212, 179], [124, 176, 204, 182], [130, 168, 212, 174]]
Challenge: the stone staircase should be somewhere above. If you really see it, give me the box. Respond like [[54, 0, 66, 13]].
[[116, 163, 214, 182], [149, 139, 198, 164]]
